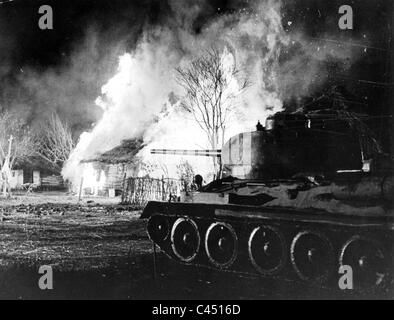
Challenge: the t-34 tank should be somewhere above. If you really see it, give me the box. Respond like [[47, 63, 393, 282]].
[[141, 110, 394, 291]]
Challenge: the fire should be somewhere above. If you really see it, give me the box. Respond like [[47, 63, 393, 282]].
[[62, 0, 355, 190], [80, 163, 107, 196], [61, 2, 287, 188]]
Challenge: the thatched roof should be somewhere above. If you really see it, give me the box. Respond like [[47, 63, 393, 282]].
[[82, 139, 144, 164]]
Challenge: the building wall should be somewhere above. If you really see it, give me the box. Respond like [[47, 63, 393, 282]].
[[10, 170, 24, 189], [33, 171, 41, 186], [89, 162, 139, 197], [9, 169, 61, 190], [106, 164, 125, 190], [104, 163, 139, 195]]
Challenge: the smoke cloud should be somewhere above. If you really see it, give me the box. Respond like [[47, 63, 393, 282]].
[[55, 0, 359, 184], [0, 30, 127, 137]]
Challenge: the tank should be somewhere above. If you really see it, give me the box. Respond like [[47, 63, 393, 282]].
[[141, 109, 394, 292]]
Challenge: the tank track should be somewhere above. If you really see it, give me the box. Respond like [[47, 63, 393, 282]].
[[143, 202, 394, 292]]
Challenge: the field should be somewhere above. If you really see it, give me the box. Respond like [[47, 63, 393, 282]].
[[0, 191, 245, 299], [0, 192, 390, 300]]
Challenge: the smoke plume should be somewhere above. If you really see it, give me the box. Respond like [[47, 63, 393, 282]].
[[62, 0, 359, 184]]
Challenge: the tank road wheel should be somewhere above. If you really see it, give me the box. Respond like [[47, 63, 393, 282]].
[[205, 222, 238, 269], [340, 236, 387, 288], [248, 226, 287, 276], [147, 215, 170, 245], [170, 218, 201, 263], [291, 231, 334, 283]]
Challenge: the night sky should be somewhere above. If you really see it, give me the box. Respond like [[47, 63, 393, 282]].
[[1, 0, 390, 68], [0, 0, 233, 68], [0, 0, 234, 135]]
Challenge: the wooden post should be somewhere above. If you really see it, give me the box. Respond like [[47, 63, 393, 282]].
[[153, 242, 157, 281], [78, 177, 84, 202], [121, 172, 127, 204], [161, 175, 165, 201], [140, 178, 145, 206], [2, 135, 13, 198], [131, 177, 135, 204]]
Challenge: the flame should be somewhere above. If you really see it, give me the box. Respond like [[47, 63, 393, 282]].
[[62, 3, 287, 187], [140, 48, 250, 181], [62, 0, 355, 189], [78, 163, 107, 196]]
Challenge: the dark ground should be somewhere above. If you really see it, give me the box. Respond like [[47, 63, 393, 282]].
[[0, 194, 391, 300]]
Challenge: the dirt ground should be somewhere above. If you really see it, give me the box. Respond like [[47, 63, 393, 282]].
[[0, 192, 390, 300]]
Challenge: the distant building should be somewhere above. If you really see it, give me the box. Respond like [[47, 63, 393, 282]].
[[11, 158, 65, 190]]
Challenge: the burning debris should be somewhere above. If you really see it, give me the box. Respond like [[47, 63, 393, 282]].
[[77, 139, 143, 196]]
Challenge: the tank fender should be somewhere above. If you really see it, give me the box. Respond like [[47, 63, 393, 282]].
[[141, 201, 167, 219]]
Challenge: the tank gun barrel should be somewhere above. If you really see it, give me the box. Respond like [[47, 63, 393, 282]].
[[151, 149, 221, 157]]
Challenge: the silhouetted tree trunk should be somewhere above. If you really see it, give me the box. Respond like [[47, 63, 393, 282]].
[[36, 113, 75, 172], [0, 111, 36, 197], [176, 48, 248, 177]]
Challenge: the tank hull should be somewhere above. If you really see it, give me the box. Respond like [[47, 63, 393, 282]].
[[142, 201, 394, 291]]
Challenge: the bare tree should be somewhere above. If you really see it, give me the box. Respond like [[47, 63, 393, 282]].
[[0, 111, 36, 197], [36, 113, 75, 172], [176, 48, 248, 176]]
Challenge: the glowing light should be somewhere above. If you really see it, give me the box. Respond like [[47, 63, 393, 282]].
[[79, 163, 107, 196]]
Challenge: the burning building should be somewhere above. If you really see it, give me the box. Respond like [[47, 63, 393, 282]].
[[62, 0, 394, 192], [80, 139, 143, 197]]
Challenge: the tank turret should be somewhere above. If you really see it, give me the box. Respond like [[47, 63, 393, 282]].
[[153, 110, 387, 180]]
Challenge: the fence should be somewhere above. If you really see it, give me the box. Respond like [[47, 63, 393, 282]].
[[121, 177, 189, 207], [40, 175, 66, 190]]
